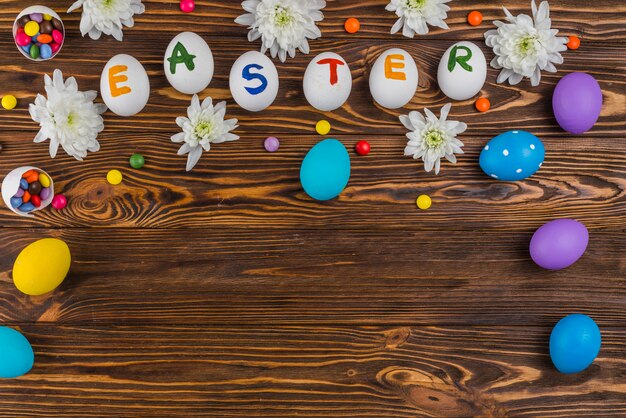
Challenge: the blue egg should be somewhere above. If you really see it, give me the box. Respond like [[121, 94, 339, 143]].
[[0, 327, 34, 378], [550, 314, 601, 374], [479, 130, 545, 181], [300, 139, 350, 201]]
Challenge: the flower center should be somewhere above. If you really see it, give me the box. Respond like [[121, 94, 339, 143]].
[[102, 0, 116, 8], [194, 120, 213, 138], [517, 35, 539, 55], [273, 6, 293, 27], [66, 112, 75, 126], [407, 0, 426, 9], [423, 129, 446, 148]]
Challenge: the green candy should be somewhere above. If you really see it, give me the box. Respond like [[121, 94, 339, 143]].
[[129, 153, 145, 169], [30, 44, 40, 59]]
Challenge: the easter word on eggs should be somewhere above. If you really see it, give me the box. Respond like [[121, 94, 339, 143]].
[[13, 238, 71, 296], [164, 32, 214, 94], [100, 54, 150, 117], [303, 52, 352, 112], [479, 130, 545, 181], [229, 51, 279, 112], [437, 41, 486, 101], [369, 48, 418, 109], [530, 219, 589, 270], [550, 314, 601, 374], [300, 139, 350, 201], [0, 327, 34, 378], [553, 72, 602, 134]]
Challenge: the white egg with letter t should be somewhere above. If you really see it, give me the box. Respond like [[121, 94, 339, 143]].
[[303, 52, 352, 112], [229, 51, 279, 112]]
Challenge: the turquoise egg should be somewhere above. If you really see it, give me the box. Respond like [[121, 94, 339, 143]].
[[0, 327, 34, 378], [300, 139, 350, 201], [550, 314, 601, 374], [479, 130, 545, 181]]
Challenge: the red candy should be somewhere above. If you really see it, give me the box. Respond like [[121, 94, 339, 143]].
[[50, 42, 61, 54], [180, 0, 195, 12], [52, 29, 63, 44], [30, 195, 41, 208], [16, 32, 31, 46], [355, 140, 371, 156]]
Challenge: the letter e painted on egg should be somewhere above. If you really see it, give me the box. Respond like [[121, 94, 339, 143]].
[[242, 63, 268, 95], [317, 58, 345, 85], [384, 54, 406, 80], [108, 65, 132, 97]]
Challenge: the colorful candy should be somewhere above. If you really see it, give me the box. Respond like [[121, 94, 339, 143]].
[[355, 140, 370, 156], [14, 11, 63, 60], [8, 169, 54, 214], [475, 97, 490, 112], [51, 194, 67, 210], [180, 0, 195, 13], [2, 94, 17, 110], [467, 11, 483, 26], [38, 173, 51, 187], [344, 18, 360, 34], [567, 35, 580, 50], [30, 13, 43, 23], [416, 194, 432, 210], [24, 21, 39, 36], [264, 137, 280, 152], [315, 119, 331, 135], [107, 169, 123, 185], [39, 187, 51, 200], [129, 153, 145, 169]]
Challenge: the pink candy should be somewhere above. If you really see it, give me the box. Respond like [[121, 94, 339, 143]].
[[16, 32, 31, 46], [50, 42, 60, 54], [51, 194, 67, 210], [180, 0, 195, 13], [52, 29, 63, 44]]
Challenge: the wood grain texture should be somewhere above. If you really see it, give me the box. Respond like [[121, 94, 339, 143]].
[[0, 228, 624, 326], [1, 324, 626, 417]]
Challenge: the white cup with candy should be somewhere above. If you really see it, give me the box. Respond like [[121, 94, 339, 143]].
[[13, 5, 65, 61], [1, 166, 55, 217]]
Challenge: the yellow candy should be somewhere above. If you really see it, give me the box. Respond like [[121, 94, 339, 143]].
[[43, 14, 52, 21], [416, 194, 432, 210], [38, 173, 51, 188], [1, 95, 17, 110], [106, 169, 123, 185], [13, 238, 71, 296], [24, 21, 39, 37], [315, 119, 331, 135]]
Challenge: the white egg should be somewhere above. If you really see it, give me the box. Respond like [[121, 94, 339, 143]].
[[100, 54, 150, 117], [437, 41, 486, 101], [303, 52, 352, 111], [164, 32, 214, 95], [369, 48, 418, 109], [229, 51, 279, 112]]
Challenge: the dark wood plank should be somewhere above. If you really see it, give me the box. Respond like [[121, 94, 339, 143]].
[[1, 0, 624, 41], [1, 132, 624, 230], [0, 228, 623, 326], [0, 324, 625, 417], [0, 38, 624, 137]]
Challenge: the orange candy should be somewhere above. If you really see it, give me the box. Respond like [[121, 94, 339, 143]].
[[344, 17, 360, 34], [24, 171, 39, 184], [567, 35, 580, 50], [37, 34, 53, 44], [475, 97, 490, 112], [467, 11, 483, 26], [21, 169, 35, 178], [23, 191, 31, 203]]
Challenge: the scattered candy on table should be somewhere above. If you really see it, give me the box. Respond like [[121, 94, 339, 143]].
[[315, 119, 331, 135], [550, 314, 601, 374], [107, 169, 123, 185], [13, 238, 71, 296], [344, 17, 360, 33], [264, 136, 280, 152], [467, 11, 483, 26], [51, 194, 67, 210], [13, 7, 64, 61], [180, 0, 195, 13], [475, 97, 490, 112], [129, 153, 145, 169], [416, 194, 432, 210], [354, 140, 370, 156], [566, 35, 580, 50], [1, 94, 17, 110]]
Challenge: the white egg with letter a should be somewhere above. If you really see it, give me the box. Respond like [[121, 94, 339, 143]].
[[164, 31, 214, 95], [229, 51, 279, 112]]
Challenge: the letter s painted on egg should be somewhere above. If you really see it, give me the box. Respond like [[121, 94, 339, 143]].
[[242, 64, 268, 95]]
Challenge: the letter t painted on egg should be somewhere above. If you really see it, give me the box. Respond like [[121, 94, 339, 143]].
[[108, 65, 132, 97], [317, 58, 345, 85]]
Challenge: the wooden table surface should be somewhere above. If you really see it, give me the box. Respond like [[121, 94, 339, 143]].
[[1, 0, 625, 416]]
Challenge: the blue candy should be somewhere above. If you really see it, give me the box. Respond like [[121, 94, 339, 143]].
[[31, 33, 39, 43], [10, 197, 23, 209], [40, 44, 52, 59], [19, 178, 29, 190], [21, 44, 31, 54], [18, 202, 35, 213]]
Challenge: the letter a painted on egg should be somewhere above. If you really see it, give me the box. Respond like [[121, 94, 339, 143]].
[[242, 63, 268, 95], [448, 46, 473, 72], [317, 58, 345, 85], [167, 42, 196, 74], [108, 65, 131, 97], [384, 54, 406, 80]]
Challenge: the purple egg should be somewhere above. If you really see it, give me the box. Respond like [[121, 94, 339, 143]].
[[552, 72, 602, 134], [530, 219, 589, 270]]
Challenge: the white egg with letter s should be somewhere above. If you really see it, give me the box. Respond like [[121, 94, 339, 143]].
[[229, 51, 279, 112]]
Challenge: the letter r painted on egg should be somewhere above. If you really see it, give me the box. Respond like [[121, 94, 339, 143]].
[[448, 46, 473, 72], [108, 65, 132, 97], [242, 64, 268, 95], [317, 58, 345, 85], [384, 54, 406, 80]]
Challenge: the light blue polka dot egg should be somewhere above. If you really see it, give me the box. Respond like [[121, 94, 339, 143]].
[[0, 327, 34, 378], [300, 139, 350, 201], [479, 130, 545, 181]]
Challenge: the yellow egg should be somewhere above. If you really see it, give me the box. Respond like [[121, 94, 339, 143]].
[[13, 238, 71, 296]]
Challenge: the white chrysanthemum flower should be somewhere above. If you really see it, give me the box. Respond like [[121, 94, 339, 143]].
[[386, 0, 451, 37], [484, 0, 567, 86], [29, 69, 107, 161], [67, 0, 145, 41], [171, 95, 239, 172], [400, 103, 466, 175], [235, 0, 325, 62]]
